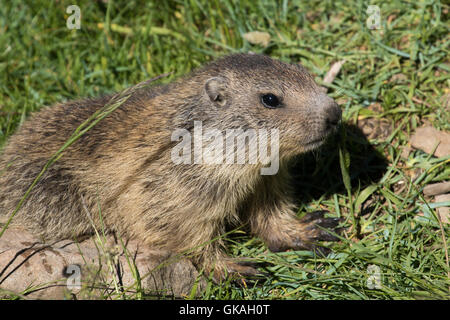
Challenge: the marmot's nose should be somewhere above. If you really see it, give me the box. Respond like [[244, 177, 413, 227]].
[[325, 101, 342, 129]]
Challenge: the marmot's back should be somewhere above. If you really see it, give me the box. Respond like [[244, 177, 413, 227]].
[[0, 96, 111, 235], [0, 89, 170, 237]]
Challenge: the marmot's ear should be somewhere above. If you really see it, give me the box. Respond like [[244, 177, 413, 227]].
[[205, 77, 227, 107]]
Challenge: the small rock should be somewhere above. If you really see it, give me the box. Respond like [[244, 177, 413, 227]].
[[410, 126, 450, 158], [357, 117, 392, 140], [435, 194, 450, 224], [0, 227, 204, 299], [242, 31, 271, 47], [423, 181, 450, 196]]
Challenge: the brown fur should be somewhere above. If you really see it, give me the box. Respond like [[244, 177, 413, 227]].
[[0, 54, 341, 279]]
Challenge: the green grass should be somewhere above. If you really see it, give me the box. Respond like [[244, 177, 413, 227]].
[[0, 0, 449, 299]]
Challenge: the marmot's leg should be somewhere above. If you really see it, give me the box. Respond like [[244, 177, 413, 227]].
[[193, 244, 262, 282], [213, 257, 262, 282], [250, 201, 341, 254]]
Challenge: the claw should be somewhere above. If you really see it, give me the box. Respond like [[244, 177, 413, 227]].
[[292, 238, 331, 257], [311, 246, 331, 257], [314, 229, 340, 241], [306, 217, 340, 229], [214, 259, 267, 283], [299, 210, 327, 223], [292, 238, 314, 250]]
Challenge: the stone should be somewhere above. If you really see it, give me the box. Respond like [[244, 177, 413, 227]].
[[0, 227, 204, 299], [411, 126, 450, 158]]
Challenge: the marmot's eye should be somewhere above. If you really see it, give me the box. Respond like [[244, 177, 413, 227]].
[[261, 93, 281, 109]]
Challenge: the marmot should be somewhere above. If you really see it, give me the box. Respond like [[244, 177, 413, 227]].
[[0, 54, 342, 279]]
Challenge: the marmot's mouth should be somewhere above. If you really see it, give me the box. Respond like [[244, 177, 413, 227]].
[[305, 136, 326, 146], [303, 135, 329, 150], [305, 126, 338, 148]]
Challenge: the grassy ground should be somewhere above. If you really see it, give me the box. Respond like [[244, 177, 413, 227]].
[[0, 0, 449, 299]]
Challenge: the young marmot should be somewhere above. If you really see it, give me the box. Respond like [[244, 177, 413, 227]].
[[0, 54, 342, 278]]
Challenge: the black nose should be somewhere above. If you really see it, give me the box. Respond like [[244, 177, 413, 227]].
[[325, 102, 342, 129]]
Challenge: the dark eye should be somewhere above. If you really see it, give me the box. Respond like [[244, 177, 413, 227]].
[[261, 93, 281, 109]]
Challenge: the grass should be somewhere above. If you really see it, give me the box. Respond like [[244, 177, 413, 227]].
[[0, 0, 449, 299]]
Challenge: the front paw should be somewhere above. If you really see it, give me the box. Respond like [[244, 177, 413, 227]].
[[266, 210, 342, 255], [299, 210, 342, 242]]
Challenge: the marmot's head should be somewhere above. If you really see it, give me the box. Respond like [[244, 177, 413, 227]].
[[199, 54, 341, 158]]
